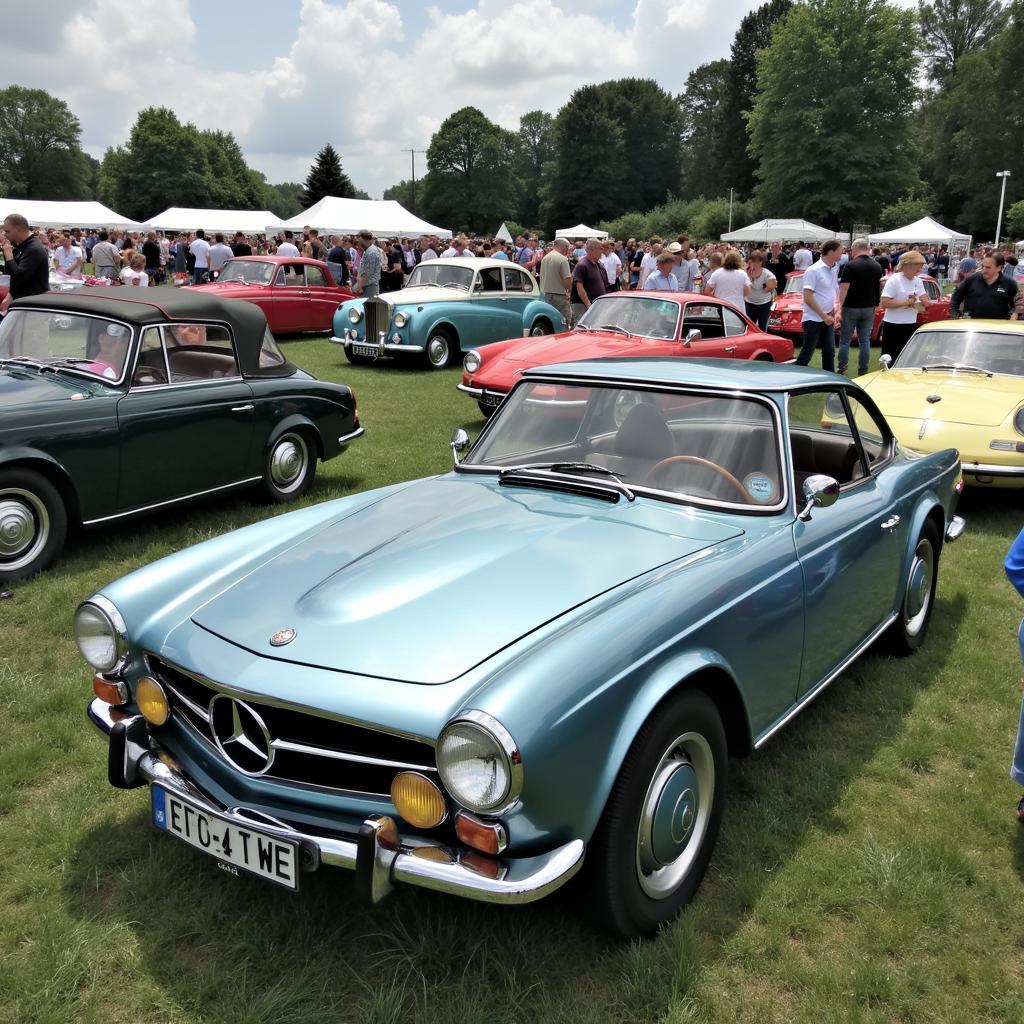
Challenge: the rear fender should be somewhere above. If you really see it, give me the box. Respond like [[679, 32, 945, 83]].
[[524, 299, 566, 332], [266, 414, 323, 461]]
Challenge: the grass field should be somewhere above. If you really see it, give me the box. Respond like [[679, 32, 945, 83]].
[[3, 336, 1024, 1024]]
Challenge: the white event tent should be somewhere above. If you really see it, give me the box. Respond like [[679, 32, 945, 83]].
[[145, 207, 282, 234], [268, 197, 450, 238], [868, 216, 971, 247], [722, 218, 849, 243], [0, 197, 142, 230], [495, 222, 513, 242], [556, 223, 608, 240]]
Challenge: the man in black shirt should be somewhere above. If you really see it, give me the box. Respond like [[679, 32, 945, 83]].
[[231, 232, 252, 257], [837, 238, 884, 375], [765, 242, 792, 294], [1, 213, 49, 310], [950, 253, 1020, 320]]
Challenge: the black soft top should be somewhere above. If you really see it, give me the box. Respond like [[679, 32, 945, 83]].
[[10, 288, 295, 378]]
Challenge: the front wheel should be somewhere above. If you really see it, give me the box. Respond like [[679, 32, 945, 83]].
[[422, 329, 456, 370], [883, 520, 940, 656], [261, 430, 316, 503], [575, 689, 727, 939], [0, 468, 68, 582], [529, 319, 553, 336]]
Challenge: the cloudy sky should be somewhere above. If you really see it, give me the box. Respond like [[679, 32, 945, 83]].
[[7, 0, 919, 201]]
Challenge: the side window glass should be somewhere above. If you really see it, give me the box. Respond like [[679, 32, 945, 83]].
[[132, 326, 168, 386], [503, 267, 529, 293], [788, 389, 866, 487], [925, 280, 940, 300], [276, 265, 304, 287], [165, 325, 239, 382], [682, 303, 724, 339], [305, 266, 327, 287], [478, 268, 503, 292], [722, 307, 748, 337], [845, 394, 887, 465]]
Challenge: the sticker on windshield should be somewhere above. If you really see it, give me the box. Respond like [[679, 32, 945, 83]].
[[744, 472, 777, 504]]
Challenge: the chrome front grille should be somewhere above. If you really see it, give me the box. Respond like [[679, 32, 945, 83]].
[[148, 656, 436, 796], [363, 297, 391, 346]]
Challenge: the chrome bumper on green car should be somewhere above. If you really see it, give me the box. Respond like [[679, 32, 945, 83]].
[[87, 698, 584, 905]]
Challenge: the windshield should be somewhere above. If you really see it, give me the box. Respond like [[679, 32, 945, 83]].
[[895, 328, 1024, 376], [0, 309, 132, 382], [465, 380, 783, 510], [577, 295, 680, 340], [407, 263, 473, 290], [783, 274, 804, 295], [217, 260, 274, 284]]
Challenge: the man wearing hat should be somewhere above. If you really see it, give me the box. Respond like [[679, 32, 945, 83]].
[[645, 252, 679, 291], [670, 241, 699, 293]]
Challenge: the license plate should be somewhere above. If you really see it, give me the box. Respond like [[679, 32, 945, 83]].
[[481, 391, 504, 407], [768, 318, 781, 327], [353, 344, 379, 358], [151, 786, 299, 891]]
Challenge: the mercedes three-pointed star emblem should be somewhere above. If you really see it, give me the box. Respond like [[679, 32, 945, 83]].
[[209, 695, 274, 776]]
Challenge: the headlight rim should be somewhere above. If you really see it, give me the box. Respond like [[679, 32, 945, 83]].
[[393, 310, 410, 329], [74, 595, 129, 674], [437, 709, 523, 815], [347, 306, 363, 324], [1014, 406, 1024, 437], [463, 349, 482, 374]]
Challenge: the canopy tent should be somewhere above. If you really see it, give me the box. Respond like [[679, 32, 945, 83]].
[[0, 197, 142, 230], [495, 222, 513, 242], [144, 207, 282, 234], [267, 196, 450, 238], [556, 223, 608, 240], [868, 216, 971, 246], [721, 218, 849, 243]]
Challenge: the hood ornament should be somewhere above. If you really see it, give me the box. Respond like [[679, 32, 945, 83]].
[[269, 628, 297, 647], [926, 394, 942, 404]]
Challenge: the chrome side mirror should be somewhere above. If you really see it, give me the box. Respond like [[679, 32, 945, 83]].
[[879, 354, 892, 371], [798, 474, 839, 522], [450, 428, 470, 465], [683, 329, 702, 347]]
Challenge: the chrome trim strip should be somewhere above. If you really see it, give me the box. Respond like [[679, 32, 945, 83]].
[[456, 383, 484, 398], [962, 462, 1024, 477], [337, 426, 365, 444], [81, 477, 261, 525], [164, 681, 210, 723], [271, 737, 439, 773], [753, 612, 898, 749]]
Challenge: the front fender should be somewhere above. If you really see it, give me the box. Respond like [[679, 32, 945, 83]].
[[0, 446, 81, 521], [524, 299, 566, 331]]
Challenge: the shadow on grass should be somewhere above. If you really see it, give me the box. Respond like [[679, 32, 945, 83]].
[[63, 594, 967, 1024]]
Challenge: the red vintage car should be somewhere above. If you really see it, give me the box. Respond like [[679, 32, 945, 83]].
[[187, 256, 353, 336], [768, 270, 950, 342], [457, 291, 794, 418]]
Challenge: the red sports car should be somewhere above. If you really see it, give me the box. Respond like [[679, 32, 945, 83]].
[[188, 256, 353, 335], [457, 290, 794, 418], [768, 270, 950, 342]]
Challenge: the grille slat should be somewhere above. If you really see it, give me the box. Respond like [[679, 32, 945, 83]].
[[364, 297, 390, 345], [148, 656, 434, 796]]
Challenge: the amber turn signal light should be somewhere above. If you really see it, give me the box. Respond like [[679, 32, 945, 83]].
[[93, 674, 128, 706], [135, 675, 170, 726], [454, 811, 506, 856], [391, 771, 447, 829]]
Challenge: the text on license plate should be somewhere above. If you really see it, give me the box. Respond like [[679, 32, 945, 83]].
[[151, 786, 299, 890], [481, 391, 504, 407], [353, 344, 379, 357]]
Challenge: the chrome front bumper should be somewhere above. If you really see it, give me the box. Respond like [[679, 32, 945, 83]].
[[962, 462, 1024, 479], [329, 334, 421, 354], [337, 425, 365, 445], [87, 698, 584, 905], [456, 383, 483, 398]]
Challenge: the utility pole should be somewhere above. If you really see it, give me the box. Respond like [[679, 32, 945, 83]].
[[401, 148, 428, 214], [728, 188, 735, 233], [995, 170, 1011, 247]]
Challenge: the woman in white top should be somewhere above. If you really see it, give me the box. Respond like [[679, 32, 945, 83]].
[[119, 253, 149, 287], [880, 251, 931, 360], [704, 249, 750, 310], [744, 249, 777, 331]]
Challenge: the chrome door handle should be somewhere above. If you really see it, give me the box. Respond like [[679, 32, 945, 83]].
[[725, 346, 737, 353], [231, 404, 254, 413], [880, 515, 901, 530]]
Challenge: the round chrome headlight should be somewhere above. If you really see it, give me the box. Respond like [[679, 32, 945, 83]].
[[74, 597, 128, 673], [436, 712, 522, 813], [347, 306, 363, 324], [393, 311, 409, 329], [823, 393, 845, 418], [1014, 406, 1024, 437], [463, 349, 482, 374]]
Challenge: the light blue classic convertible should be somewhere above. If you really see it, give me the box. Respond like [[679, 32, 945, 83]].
[[78, 359, 964, 938], [330, 257, 567, 369]]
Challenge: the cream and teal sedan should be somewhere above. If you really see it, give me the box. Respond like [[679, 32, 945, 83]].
[[330, 257, 566, 370], [855, 320, 1024, 487]]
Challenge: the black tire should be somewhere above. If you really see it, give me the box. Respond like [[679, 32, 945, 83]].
[[0, 467, 68, 582], [261, 430, 316, 503], [883, 519, 940, 656], [529, 319, 553, 337], [575, 688, 727, 939], [422, 328, 457, 370], [344, 347, 374, 366]]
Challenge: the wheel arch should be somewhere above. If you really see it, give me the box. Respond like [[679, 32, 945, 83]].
[[422, 317, 461, 351], [265, 415, 323, 462], [525, 299, 565, 332], [892, 495, 946, 615], [0, 448, 82, 526]]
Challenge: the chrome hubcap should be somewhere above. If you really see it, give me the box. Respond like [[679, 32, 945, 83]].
[[636, 732, 714, 899], [531, 324, 548, 336], [427, 336, 449, 366], [905, 538, 934, 636], [269, 435, 308, 492], [0, 489, 49, 569]]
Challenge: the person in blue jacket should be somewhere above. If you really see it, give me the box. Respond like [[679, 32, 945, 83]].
[[1006, 527, 1024, 819]]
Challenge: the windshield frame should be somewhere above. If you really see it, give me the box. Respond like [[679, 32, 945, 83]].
[[0, 306, 136, 387], [782, 273, 804, 295], [458, 372, 788, 515], [406, 263, 474, 291], [893, 326, 1024, 376], [576, 294, 683, 340], [217, 259, 275, 285]]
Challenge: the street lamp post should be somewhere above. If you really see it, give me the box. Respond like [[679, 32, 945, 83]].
[[728, 188, 735, 233], [401, 147, 428, 214], [995, 170, 1011, 247]]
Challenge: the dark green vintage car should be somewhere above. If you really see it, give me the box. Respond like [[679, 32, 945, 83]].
[[0, 289, 363, 581]]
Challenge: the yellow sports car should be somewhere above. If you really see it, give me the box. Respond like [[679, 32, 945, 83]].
[[855, 320, 1024, 487]]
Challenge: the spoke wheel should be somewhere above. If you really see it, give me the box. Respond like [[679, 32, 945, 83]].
[[0, 469, 68, 582], [262, 431, 315, 503]]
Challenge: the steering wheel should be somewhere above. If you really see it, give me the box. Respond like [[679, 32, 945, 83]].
[[644, 455, 750, 502]]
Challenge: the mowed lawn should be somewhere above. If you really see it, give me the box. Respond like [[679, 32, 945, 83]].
[[3, 336, 1024, 1024]]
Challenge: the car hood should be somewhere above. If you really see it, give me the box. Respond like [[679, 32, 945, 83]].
[[190, 476, 742, 684], [858, 369, 1024, 427], [477, 331, 655, 383], [0, 366, 109, 405], [773, 294, 802, 312], [373, 286, 468, 306]]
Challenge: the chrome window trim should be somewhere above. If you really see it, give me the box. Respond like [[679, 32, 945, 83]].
[[127, 375, 246, 393], [80, 476, 261, 524]]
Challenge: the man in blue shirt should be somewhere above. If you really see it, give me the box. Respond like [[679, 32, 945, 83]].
[[644, 253, 679, 291]]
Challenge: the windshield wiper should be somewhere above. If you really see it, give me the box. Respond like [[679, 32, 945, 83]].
[[921, 362, 992, 377], [573, 322, 593, 332], [597, 323, 635, 337], [0, 356, 47, 371], [498, 461, 634, 501]]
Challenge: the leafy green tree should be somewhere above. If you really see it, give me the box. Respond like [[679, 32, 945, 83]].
[[421, 107, 523, 233], [720, 0, 794, 198], [1006, 199, 1024, 241], [517, 111, 554, 227], [879, 190, 936, 229], [917, 0, 1006, 82], [200, 130, 268, 209], [383, 179, 416, 209], [259, 180, 303, 218], [301, 144, 355, 206], [748, 0, 921, 227], [677, 61, 731, 201], [0, 86, 89, 199]]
